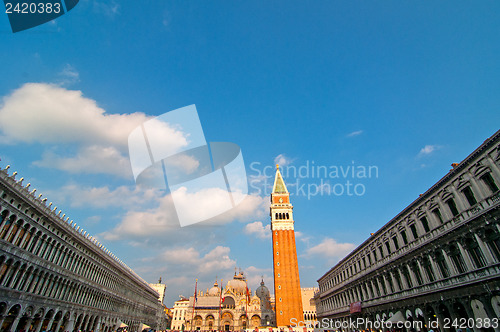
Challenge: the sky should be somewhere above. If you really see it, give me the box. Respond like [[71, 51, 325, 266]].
[[1, 0, 500, 307]]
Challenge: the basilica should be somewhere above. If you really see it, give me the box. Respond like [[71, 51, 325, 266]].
[[183, 272, 275, 331]]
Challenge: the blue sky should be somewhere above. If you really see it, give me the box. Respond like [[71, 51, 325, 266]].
[[1, 1, 500, 306]]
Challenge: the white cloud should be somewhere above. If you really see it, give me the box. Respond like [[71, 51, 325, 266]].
[[46, 183, 160, 209], [160, 246, 236, 275], [418, 144, 441, 157], [0, 83, 191, 177], [58, 64, 80, 86], [100, 194, 179, 240], [305, 238, 356, 263], [274, 154, 293, 167], [244, 266, 273, 289], [100, 192, 268, 241], [34, 145, 132, 178], [0, 83, 149, 147], [346, 130, 363, 137], [244, 221, 271, 240]]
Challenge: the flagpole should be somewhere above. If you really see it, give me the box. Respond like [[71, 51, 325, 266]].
[[245, 285, 250, 330], [191, 279, 197, 331], [218, 279, 223, 332]]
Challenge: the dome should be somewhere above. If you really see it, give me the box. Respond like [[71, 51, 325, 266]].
[[256, 279, 270, 298], [208, 281, 220, 296], [226, 272, 248, 294]]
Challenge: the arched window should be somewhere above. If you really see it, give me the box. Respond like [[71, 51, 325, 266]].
[[449, 245, 467, 274], [464, 236, 486, 268]]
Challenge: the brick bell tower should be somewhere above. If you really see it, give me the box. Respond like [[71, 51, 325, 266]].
[[270, 165, 303, 327]]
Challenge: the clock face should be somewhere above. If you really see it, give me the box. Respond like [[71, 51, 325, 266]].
[[279, 198, 283, 203]]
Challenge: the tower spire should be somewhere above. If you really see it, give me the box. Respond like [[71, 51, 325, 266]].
[[272, 164, 288, 194]]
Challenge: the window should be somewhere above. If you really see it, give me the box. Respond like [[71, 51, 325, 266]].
[[485, 229, 500, 261], [367, 254, 372, 265], [446, 198, 459, 217], [420, 217, 430, 233], [372, 250, 377, 261], [449, 245, 467, 274], [432, 208, 443, 223], [379, 276, 387, 294], [412, 263, 423, 285], [385, 242, 391, 254], [481, 173, 499, 193], [378, 246, 384, 258], [392, 237, 399, 250], [462, 186, 477, 206], [435, 251, 450, 278], [400, 230, 408, 245], [410, 224, 418, 239], [423, 257, 435, 282], [465, 237, 486, 268], [393, 270, 402, 290], [402, 267, 412, 288]]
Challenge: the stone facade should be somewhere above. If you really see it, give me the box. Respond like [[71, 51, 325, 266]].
[[315, 130, 500, 332], [171, 298, 190, 331], [0, 167, 165, 332], [271, 166, 303, 327], [300, 288, 318, 328], [184, 274, 275, 331]]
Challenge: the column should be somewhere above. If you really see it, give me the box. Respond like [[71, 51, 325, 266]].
[[428, 254, 442, 280], [480, 295, 500, 332], [398, 268, 409, 289], [66, 315, 75, 332], [389, 271, 400, 292], [382, 274, 392, 294], [11, 225, 26, 246], [24, 318, 33, 332], [416, 259, 430, 284], [442, 249, 458, 275], [457, 241, 474, 271], [94, 317, 102, 332], [54, 317, 64, 332], [474, 233, 495, 264], [34, 316, 44, 332], [406, 264, 418, 287], [461, 298, 480, 332], [8, 316, 21, 332], [46, 315, 56, 332]]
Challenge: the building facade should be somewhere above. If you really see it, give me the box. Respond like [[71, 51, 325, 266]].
[[0, 166, 164, 332], [184, 273, 275, 331], [171, 298, 190, 331], [149, 279, 167, 304], [300, 288, 318, 328], [271, 166, 303, 327], [315, 130, 500, 332]]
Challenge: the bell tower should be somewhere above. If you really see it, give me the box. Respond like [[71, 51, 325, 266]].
[[270, 165, 303, 327]]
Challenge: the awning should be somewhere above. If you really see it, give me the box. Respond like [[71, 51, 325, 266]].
[[140, 323, 151, 330], [387, 311, 406, 323], [119, 322, 128, 328]]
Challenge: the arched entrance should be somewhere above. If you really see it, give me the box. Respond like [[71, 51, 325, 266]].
[[251, 315, 261, 328], [221, 312, 233, 331], [1, 304, 21, 331]]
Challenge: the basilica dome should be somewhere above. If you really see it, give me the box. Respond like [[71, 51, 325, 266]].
[[226, 272, 248, 294], [256, 279, 270, 298], [208, 281, 220, 296]]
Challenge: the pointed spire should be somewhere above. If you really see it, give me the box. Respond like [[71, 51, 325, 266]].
[[272, 164, 288, 194]]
